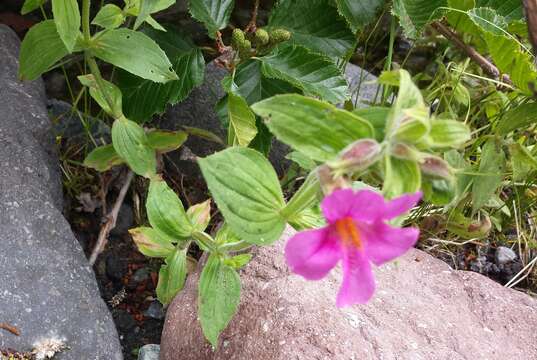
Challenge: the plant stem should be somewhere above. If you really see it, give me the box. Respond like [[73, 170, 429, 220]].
[[280, 171, 320, 220], [82, 0, 91, 42], [245, 0, 260, 32]]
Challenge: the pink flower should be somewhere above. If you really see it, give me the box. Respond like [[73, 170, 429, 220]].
[[285, 189, 422, 307]]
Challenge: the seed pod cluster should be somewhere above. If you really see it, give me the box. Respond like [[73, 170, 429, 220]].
[[230, 27, 292, 60]]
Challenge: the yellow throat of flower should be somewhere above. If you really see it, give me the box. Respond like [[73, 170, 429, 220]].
[[335, 217, 363, 249]]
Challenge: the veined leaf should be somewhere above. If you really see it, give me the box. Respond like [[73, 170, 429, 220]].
[[252, 94, 374, 162], [268, 0, 355, 58], [509, 143, 537, 181], [496, 103, 537, 133], [118, 27, 205, 122], [157, 248, 188, 305], [92, 4, 125, 29], [188, 0, 234, 38], [335, 0, 385, 33], [52, 0, 80, 52], [19, 20, 69, 81], [92, 28, 178, 83], [227, 93, 257, 147], [21, 0, 48, 14], [467, 7, 508, 35], [129, 226, 175, 258], [259, 44, 349, 104], [146, 130, 188, 152], [475, 0, 523, 20], [78, 74, 123, 118], [198, 147, 286, 245], [198, 254, 241, 347], [83, 144, 124, 172], [471, 138, 505, 214], [392, 0, 446, 37], [383, 155, 421, 198]]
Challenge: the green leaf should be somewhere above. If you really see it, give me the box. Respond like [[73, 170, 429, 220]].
[[475, 0, 523, 20], [259, 45, 349, 104], [19, 20, 69, 81], [198, 147, 286, 245], [147, 179, 193, 239], [157, 248, 188, 305], [253, 94, 373, 162], [111, 117, 156, 177], [285, 151, 317, 171], [383, 156, 421, 198], [509, 143, 537, 181], [21, 0, 48, 14], [227, 93, 257, 147], [118, 27, 205, 122], [52, 0, 80, 52], [129, 227, 175, 258], [92, 28, 178, 83], [496, 103, 537, 134], [188, 0, 234, 38], [92, 4, 125, 29], [467, 7, 508, 35], [198, 254, 241, 347], [353, 107, 390, 142], [335, 0, 385, 33], [223, 254, 252, 269], [268, 0, 355, 58], [386, 70, 427, 134], [83, 144, 124, 171], [471, 138, 505, 213], [422, 178, 456, 205], [392, 0, 446, 37], [424, 119, 471, 148], [78, 74, 123, 118], [146, 130, 188, 152], [392, 108, 431, 144], [187, 200, 211, 233]]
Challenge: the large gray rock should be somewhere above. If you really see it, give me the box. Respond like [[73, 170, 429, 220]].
[[0, 25, 122, 359], [161, 227, 537, 360]]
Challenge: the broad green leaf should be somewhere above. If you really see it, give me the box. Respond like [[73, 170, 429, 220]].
[[335, 0, 385, 33], [118, 27, 205, 122], [424, 119, 471, 148], [199, 254, 241, 347], [92, 28, 178, 83], [83, 144, 124, 171], [285, 151, 317, 171], [21, 0, 48, 14], [157, 248, 188, 305], [392, 108, 431, 144], [422, 178, 456, 205], [146, 130, 188, 152], [383, 156, 421, 198], [187, 200, 211, 233], [467, 7, 508, 35], [134, 0, 157, 30], [223, 254, 252, 269], [509, 143, 537, 181], [475, 0, 523, 20], [446, 0, 478, 35], [198, 147, 286, 245], [147, 179, 193, 239], [471, 138, 505, 213], [353, 107, 390, 142], [188, 0, 234, 38], [259, 45, 349, 104], [392, 0, 446, 37], [496, 103, 537, 134], [78, 74, 123, 118], [252, 94, 374, 162], [111, 117, 156, 177], [129, 226, 175, 258], [227, 93, 257, 147], [268, 0, 355, 58], [19, 20, 69, 81], [52, 0, 80, 52], [92, 4, 125, 29]]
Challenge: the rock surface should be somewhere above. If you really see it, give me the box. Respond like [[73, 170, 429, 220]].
[[161, 227, 537, 360], [0, 25, 122, 359], [137, 344, 160, 360]]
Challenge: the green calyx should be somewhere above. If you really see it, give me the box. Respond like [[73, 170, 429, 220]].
[[270, 28, 291, 43]]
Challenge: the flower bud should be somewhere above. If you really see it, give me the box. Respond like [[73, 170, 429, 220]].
[[317, 164, 351, 195], [419, 154, 452, 180], [254, 28, 270, 46], [390, 142, 420, 161], [270, 28, 291, 43], [329, 139, 381, 175], [231, 28, 245, 50]]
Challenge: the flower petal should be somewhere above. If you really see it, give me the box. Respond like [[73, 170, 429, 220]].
[[362, 221, 419, 266], [383, 191, 422, 219], [321, 189, 357, 223], [285, 227, 341, 280], [348, 190, 387, 222], [336, 248, 375, 307]]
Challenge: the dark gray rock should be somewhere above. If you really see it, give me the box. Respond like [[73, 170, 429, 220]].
[[137, 344, 160, 360], [345, 63, 382, 108], [110, 203, 134, 236], [0, 25, 122, 359], [144, 301, 166, 320]]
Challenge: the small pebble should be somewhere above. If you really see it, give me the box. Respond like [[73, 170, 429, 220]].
[[495, 247, 517, 266], [144, 301, 166, 320], [138, 344, 160, 360]]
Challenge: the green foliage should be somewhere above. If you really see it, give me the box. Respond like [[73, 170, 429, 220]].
[[227, 92, 257, 147], [509, 143, 537, 182], [392, 0, 446, 37], [496, 103, 537, 134], [129, 227, 176, 258], [92, 4, 125, 29], [51, 0, 81, 52], [157, 248, 188, 304], [383, 156, 422, 198], [21, 0, 48, 14], [188, 0, 235, 38], [78, 74, 123, 118], [83, 145, 124, 172], [146, 130, 188, 152], [335, 0, 385, 33]]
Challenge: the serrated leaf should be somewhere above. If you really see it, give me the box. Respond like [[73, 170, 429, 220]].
[[147, 179, 193, 239], [129, 226, 175, 258], [52, 0, 80, 52], [467, 7, 508, 35], [475, 0, 523, 20], [509, 143, 537, 181], [252, 94, 374, 162], [198, 147, 286, 245], [199, 254, 241, 347], [78, 74, 123, 118], [146, 130, 188, 152], [227, 93, 257, 147], [92, 4, 125, 29], [496, 103, 537, 133], [471, 138, 505, 213], [157, 248, 188, 305], [259, 45, 349, 104], [19, 20, 69, 81], [268, 0, 355, 58], [188, 0, 234, 38], [92, 28, 178, 83], [21, 0, 48, 14], [392, 0, 446, 37], [118, 27, 205, 122], [83, 144, 124, 171], [335, 0, 385, 33], [383, 155, 421, 198], [111, 117, 156, 177]]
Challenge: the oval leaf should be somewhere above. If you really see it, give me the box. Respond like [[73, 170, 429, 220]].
[[157, 248, 188, 305], [188, 0, 234, 38], [83, 144, 124, 172], [129, 226, 175, 258], [52, 0, 81, 52]]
